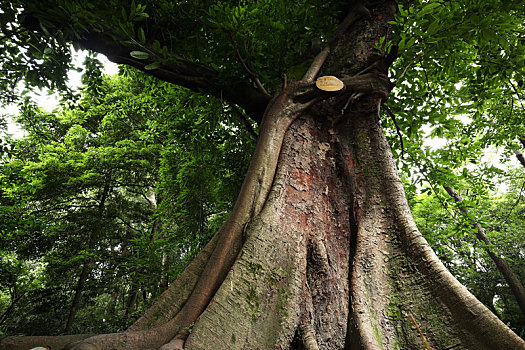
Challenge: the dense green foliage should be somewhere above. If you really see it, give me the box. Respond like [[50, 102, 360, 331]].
[[0, 0, 524, 339], [0, 61, 254, 335]]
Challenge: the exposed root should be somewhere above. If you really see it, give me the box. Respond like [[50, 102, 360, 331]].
[[158, 337, 184, 350], [0, 334, 95, 350], [66, 342, 98, 350], [301, 323, 320, 350], [297, 286, 320, 350]]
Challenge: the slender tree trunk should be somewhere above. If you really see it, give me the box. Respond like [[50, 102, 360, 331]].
[[0, 292, 25, 327], [444, 185, 525, 319], [64, 171, 112, 333], [64, 263, 91, 334], [124, 291, 138, 318], [107, 241, 128, 316], [146, 192, 169, 294]]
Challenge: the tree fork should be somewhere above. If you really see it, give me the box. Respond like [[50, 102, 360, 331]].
[[1, 3, 372, 347], [148, 3, 376, 347]]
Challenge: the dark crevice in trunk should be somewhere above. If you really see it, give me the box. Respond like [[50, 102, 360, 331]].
[[290, 328, 306, 350], [344, 195, 359, 350], [337, 124, 360, 350]]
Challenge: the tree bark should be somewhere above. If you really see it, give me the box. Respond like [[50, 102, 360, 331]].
[[516, 149, 525, 168], [64, 263, 91, 334]]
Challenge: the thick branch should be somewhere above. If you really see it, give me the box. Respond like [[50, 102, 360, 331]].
[[293, 72, 391, 105], [516, 137, 525, 168], [20, 13, 271, 124], [515, 149, 525, 168], [77, 33, 270, 123]]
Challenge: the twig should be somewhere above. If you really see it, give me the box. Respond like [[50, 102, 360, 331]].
[[506, 80, 525, 109], [228, 32, 270, 98], [383, 105, 405, 156], [498, 179, 525, 228], [405, 146, 459, 223], [408, 313, 432, 350], [418, 59, 438, 103], [231, 104, 258, 142], [394, 58, 415, 86]]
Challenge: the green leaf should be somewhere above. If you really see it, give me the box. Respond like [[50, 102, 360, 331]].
[[406, 37, 417, 49], [130, 51, 150, 59], [427, 20, 440, 35], [144, 61, 160, 70], [418, 2, 441, 17], [40, 22, 50, 36], [130, 0, 136, 18], [138, 27, 146, 44], [134, 12, 149, 21]]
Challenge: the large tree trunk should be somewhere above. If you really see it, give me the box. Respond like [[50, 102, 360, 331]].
[[180, 100, 524, 350], [2, 1, 525, 349]]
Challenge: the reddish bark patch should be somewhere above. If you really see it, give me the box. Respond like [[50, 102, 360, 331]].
[[346, 155, 355, 170], [292, 168, 313, 191], [298, 213, 313, 229]]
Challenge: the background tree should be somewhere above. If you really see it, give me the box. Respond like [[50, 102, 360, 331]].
[[410, 173, 525, 338]]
